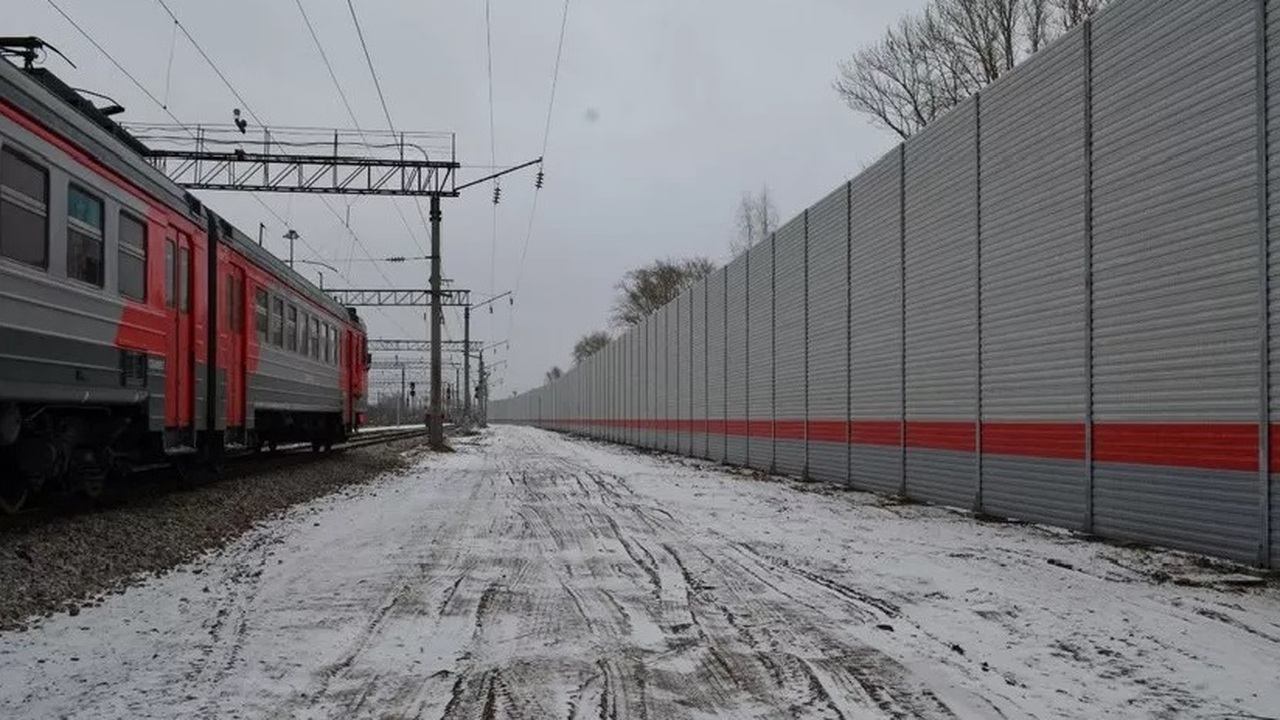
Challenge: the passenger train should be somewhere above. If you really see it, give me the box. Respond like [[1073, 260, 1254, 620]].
[[0, 40, 370, 512]]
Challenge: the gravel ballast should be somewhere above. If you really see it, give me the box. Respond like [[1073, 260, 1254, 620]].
[[0, 439, 425, 631]]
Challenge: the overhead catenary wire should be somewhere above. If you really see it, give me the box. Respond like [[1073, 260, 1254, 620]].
[[344, 0, 435, 262], [44, 1, 366, 314], [153, 0, 261, 127], [294, 0, 428, 259], [485, 0, 501, 338], [46, 0, 354, 280], [156, 0, 423, 288], [508, 0, 572, 352], [161, 19, 178, 109], [512, 0, 571, 297], [145, 1, 401, 277], [137, 0, 413, 336]]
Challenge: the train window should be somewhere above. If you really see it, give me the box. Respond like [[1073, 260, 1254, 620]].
[[178, 247, 190, 312], [270, 296, 284, 347], [118, 213, 146, 301], [165, 239, 175, 307], [286, 305, 298, 352], [226, 275, 239, 331], [66, 184, 104, 286], [301, 312, 312, 357], [0, 146, 49, 269], [310, 317, 320, 359], [254, 289, 268, 341], [323, 324, 332, 364]]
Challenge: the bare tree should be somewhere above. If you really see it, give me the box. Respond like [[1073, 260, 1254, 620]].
[[1051, 0, 1106, 31], [835, 0, 1108, 139], [611, 257, 716, 327], [834, 14, 945, 139], [545, 366, 563, 384], [573, 331, 611, 364], [731, 187, 778, 257]]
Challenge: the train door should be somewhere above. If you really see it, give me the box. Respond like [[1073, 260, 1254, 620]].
[[342, 328, 353, 427], [225, 265, 247, 442], [174, 231, 195, 442]]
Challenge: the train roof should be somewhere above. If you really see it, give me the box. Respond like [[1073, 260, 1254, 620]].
[[0, 50, 358, 326]]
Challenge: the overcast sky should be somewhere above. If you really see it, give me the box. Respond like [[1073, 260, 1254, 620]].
[[13, 0, 921, 395]]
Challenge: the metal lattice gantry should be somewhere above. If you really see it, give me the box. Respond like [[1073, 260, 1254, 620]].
[[327, 288, 472, 307], [127, 118, 542, 450], [369, 339, 472, 353], [125, 124, 461, 196]]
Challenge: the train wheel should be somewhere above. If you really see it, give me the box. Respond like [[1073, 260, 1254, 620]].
[[78, 475, 107, 502], [0, 479, 27, 515]]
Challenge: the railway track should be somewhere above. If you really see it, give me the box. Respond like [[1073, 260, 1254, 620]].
[[0, 425, 438, 526]]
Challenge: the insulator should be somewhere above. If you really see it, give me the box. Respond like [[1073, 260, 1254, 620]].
[[493, 183, 501, 205], [535, 169, 544, 189]]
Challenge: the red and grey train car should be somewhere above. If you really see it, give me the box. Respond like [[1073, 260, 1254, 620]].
[[0, 47, 369, 511]]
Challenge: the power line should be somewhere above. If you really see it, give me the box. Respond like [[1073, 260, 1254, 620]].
[[141, 0, 413, 337], [54, 0, 329, 274], [485, 0, 500, 340], [146, 2, 399, 275], [45, 0, 173, 121], [343, 0, 436, 265], [511, 0, 572, 302], [506, 0, 571, 358], [44, 0, 424, 342], [45, 0, 366, 310], [294, 0, 360, 135], [153, 0, 262, 127], [44, 2, 311, 257], [151, 0, 415, 287], [293, 0, 427, 258], [540, 0, 572, 157], [346, 0, 396, 135]]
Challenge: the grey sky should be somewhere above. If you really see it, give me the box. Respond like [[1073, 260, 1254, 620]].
[[13, 0, 921, 395]]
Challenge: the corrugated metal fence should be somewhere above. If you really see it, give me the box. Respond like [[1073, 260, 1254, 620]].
[[492, 0, 1279, 568]]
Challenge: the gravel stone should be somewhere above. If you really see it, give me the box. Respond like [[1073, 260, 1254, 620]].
[[0, 438, 425, 631]]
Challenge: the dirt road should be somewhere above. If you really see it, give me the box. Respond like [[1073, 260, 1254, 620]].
[[2, 426, 1278, 718]]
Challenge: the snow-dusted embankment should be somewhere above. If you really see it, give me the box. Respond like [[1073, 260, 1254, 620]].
[[1, 426, 1277, 719]]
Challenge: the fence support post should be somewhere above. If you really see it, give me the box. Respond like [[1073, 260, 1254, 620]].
[[975, 92, 985, 515], [899, 144, 909, 498], [1083, 17, 1096, 535], [1257, 0, 1272, 568]]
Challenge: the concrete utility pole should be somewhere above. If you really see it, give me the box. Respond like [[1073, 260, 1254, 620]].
[[463, 305, 471, 422], [429, 196, 445, 449], [462, 292, 512, 426], [477, 349, 486, 428]]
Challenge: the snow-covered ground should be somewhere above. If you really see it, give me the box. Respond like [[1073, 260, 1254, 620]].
[[2, 426, 1278, 719]]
